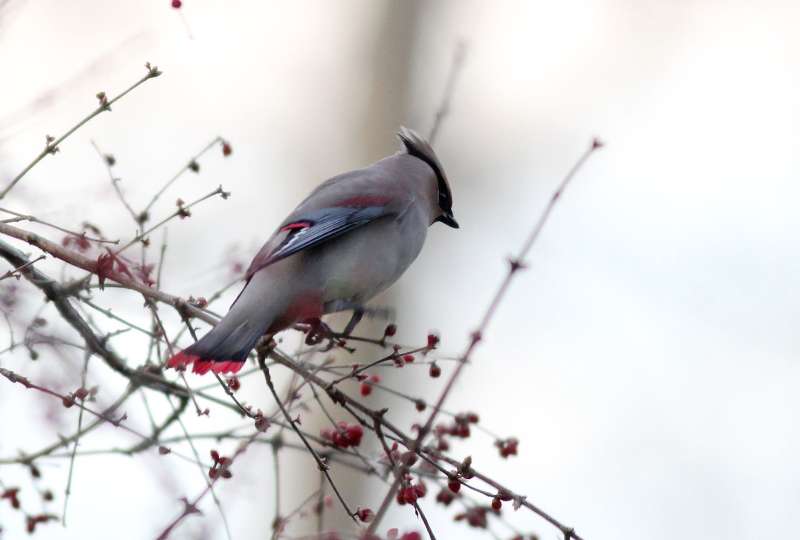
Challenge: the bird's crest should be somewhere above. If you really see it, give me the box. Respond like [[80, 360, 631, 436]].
[[397, 127, 454, 214]]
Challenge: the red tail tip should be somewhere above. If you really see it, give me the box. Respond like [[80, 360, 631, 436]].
[[166, 352, 244, 375]]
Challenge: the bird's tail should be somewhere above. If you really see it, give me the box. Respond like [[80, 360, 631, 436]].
[[166, 317, 266, 374], [167, 255, 294, 375]]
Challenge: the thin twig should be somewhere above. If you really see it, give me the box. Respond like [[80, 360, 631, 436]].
[[428, 41, 467, 146], [0, 227, 217, 325], [0, 387, 135, 465], [143, 137, 226, 215], [166, 395, 234, 540], [418, 139, 603, 440], [90, 140, 139, 224], [0, 368, 205, 467], [115, 186, 229, 256], [155, 432, 258, 540], [0, 207, 118, 244], [62, 352, 91, 525], [0, 63, 162, 199], [271, 442, 282, 539], [257, 352, 357, 523], [326, 345, 429, 387], [412, 499, 437, 540], [0, 254, 44, 280]]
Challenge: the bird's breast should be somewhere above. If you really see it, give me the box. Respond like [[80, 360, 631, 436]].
[[315, 210, 428, 307]]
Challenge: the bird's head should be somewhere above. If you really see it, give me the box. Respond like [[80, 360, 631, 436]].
[[397, 126, 459, 229]]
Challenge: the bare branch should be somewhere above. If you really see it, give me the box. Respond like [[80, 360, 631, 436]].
[[0, 63, 162, 199], [257, 349, 357, 523]]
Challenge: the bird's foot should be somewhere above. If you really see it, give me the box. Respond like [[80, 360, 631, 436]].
[[303, 318, 355, 353], [303, 318, 333, 346], [336, 305, 395, 344]]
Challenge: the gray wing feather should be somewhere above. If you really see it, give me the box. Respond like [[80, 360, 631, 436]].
[[245, 206, 387, 279]]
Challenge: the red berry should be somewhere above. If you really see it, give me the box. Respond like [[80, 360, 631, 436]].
[[346, 424, 363, 445], [448, 478, 461, 493], [384, 324, 397, 337], [171, 0, 182, 8], [332, 431, 346, 447], [491, 497, 502, 511], [403, 354, 414, 363], [427, 333, 439, 348], [398, 487, 416, 504], [496, 437, 519, 458], [436, 488, 454, 506], [356, 507, 374, 522], [413, 482, 427, 498], [360, 382, 372, 396], [429, 363, 441, 378], [222, 141, 233, 156], [415, 399, 426, 412]]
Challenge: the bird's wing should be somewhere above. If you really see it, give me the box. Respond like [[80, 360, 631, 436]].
[[244, 204, 390, 280]]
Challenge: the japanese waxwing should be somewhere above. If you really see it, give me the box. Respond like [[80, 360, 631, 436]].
[[167, 127, 458, 374]]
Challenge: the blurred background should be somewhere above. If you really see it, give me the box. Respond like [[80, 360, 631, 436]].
[[1, 0, 799, 539]]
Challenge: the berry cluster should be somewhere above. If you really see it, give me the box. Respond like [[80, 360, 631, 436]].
[[208, 449, 233, 480], [396, 480, 427, 505], [495, 437, 519, 458], [359, 374, 380, 396], [320, 422, 364, 449]]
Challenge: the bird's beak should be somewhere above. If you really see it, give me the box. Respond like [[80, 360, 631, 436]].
[[436, 212, 459, 229]]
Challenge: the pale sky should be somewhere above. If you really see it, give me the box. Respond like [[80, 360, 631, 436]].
[[1, 1, 798, 539]]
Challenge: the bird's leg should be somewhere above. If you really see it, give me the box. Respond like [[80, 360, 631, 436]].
[[319, 309, 362, 352], [341, 308, 365, 338], [315, 301, 396, 351], [331, 303, 396, 338], [323, 305, 395, 351]]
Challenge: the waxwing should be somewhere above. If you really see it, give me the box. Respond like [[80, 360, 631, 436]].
[[168, 127, 457, 374]]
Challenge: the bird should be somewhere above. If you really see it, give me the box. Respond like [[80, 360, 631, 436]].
[[167, 127, 458, 375]]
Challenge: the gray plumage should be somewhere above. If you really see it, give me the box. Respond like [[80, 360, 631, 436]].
[[168, 127, 457, 374]]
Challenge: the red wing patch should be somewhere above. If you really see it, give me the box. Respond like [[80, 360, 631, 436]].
[[280, 221, 312, 232], [245, 205, 387, 280]]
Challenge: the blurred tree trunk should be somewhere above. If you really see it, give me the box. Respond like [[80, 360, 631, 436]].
[[277, 1, 427, 537], [319, 0, 425, 534]]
